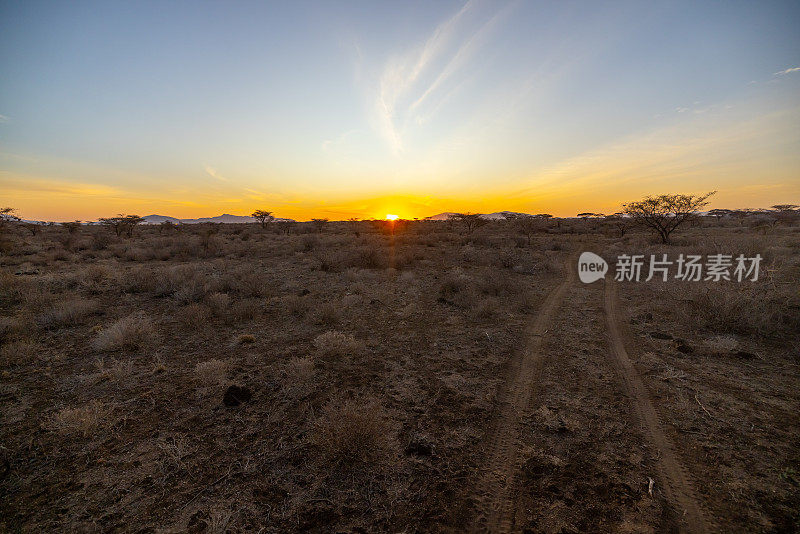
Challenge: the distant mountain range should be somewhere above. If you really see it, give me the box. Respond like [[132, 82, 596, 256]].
[[424, 211, 532, 221], [142, 214, 296, 224]]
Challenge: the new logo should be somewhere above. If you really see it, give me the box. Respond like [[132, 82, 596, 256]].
[[578, 252, 608, 283]]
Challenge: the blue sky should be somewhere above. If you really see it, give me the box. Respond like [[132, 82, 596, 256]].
[[1, 0, 799, 220]]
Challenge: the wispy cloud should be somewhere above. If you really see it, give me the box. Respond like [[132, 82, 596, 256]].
[[0, 114, 9, 123], [370, 0, 509, 154], [774, 66, 800, 76], [204, 165, 228, 182]]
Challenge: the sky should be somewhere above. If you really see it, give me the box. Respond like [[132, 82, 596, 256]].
[[1, 0, 799, 221]]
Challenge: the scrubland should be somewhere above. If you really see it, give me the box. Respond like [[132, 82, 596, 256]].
[[0, 218, 797, 532]]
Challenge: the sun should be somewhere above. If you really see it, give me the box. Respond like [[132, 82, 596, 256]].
[[385, 214, 399, 221]]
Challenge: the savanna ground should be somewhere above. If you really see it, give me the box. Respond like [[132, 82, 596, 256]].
[[0, 216, 797, 533]]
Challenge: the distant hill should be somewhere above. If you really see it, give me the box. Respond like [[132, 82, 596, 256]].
[[142, 214, 295, 224], [424, 211, 532, 221]]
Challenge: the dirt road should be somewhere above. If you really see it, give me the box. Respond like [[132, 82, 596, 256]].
[[603, 277, 713, 534], [475, 258, 575, 532], [474, 259, 713, 533]]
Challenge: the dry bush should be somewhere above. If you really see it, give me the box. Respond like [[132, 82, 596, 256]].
[[437, 271, 477, 309], [174, 278, 210, 303], [237, 333, 256, 344], [195, 359, 228, 386], [280, 294, 308, 317], [310, 301, 340, 326], [206, 292, 230, 316], [225, 298, 261, 324], [179, 303, 211, 329], [675, 283, 799, 337], [93, 312, 155, 352], [46, 400, 112, 438], [311, 396, 396, 467], [95, 357, 135, 382], [313, 331, 366, 360], [36, 298, 98, 329]]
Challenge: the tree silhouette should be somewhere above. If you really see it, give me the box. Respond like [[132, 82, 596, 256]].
[[251, 210, 274, 228], [622, 192, 715, 244]]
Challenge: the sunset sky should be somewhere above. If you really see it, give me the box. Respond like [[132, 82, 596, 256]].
[[1, 1, 799, 221]]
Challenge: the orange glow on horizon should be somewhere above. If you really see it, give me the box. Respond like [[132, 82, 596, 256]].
[[385, 214, 399, 221]]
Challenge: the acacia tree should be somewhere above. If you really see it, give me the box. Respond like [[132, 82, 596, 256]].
[[622, 191, 715, 244], [449, 212, 488, 234], [771, 204, 800, 226], [504, 213, 541, 245], [0, 207, 19, 230], [604, 213, 630, 238], [251, 210, 274, 228], [99, 214, 145, 237]]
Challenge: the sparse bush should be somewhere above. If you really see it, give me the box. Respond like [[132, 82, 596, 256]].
[[226, 298, 261, 324], [311, 396, 395, 466], [206, 292, 230, 316], [93, 312, 155, 352], [37, 298, 98, 329], [310, 302, 340, 326], [437, 272, 476, 308], [179, 303, 211, 328], [313, 330, 366, 360], [46, 400, 111, 438]]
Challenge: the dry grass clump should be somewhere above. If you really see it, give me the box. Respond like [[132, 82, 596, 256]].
[[437, 271, 477, 309], [179, 303, 211, 329], [280, 294, 308, 317], [237, 333, 256, 344], [93, 312, 155, 352], [225, 298, 261, 324], [311, 396, 396, 466], [36, 298, 98, 329], [46, 400, 112, 438], [206, 292, 230, 316], [194, 359, 228, 386], [313, 331, 366, 360], [94, 357, 135, 382], [310, 301, 340, 326], [674, 282, 799, 338]]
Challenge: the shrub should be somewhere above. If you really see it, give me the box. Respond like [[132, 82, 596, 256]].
[[311, 396, 395, 466], [437, 272, 476, 308], [206, 292, 230, 316], [312, 331, 365, 360], [46, 400, 111, 438], [178, 303, 211, 328], [93, 312, 155, 352], [226, 298, 261, 324], [37, 298, 98, 329], [310, 302, 340, 326]]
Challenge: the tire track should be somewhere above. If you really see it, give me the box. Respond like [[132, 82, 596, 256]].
[[475, 257, 574, 533], [603, 277, 713, 533]]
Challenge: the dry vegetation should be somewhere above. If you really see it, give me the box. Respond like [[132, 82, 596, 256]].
[[0, 215, 797, 532]]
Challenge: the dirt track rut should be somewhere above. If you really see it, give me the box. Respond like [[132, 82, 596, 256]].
[[475, 258, 574, 532], [603, 276, 713, 534]]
